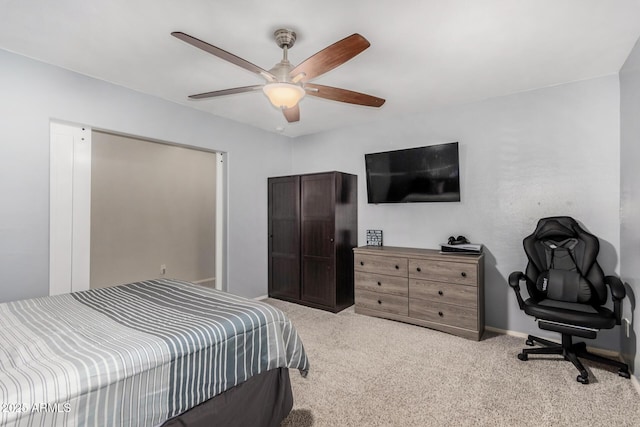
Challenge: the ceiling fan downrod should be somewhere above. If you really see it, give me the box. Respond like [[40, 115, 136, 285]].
[[269, 29, 301, 83]]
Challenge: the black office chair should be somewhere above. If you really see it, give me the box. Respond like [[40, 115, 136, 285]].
[[508, 216, 630, 384]]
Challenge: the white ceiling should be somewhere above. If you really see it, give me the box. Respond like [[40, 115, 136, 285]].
[[2, 0, 640, 137]]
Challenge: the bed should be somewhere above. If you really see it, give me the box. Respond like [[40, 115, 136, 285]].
[[0, 279, 309, 426]]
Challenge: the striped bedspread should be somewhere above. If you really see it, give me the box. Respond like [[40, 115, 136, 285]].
[[0, 279, 309, 426]]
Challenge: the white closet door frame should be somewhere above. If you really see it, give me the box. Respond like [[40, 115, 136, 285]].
[[50, 122, 226, 294], [49, 121, 91, 295], [215, 152, 225, 290]]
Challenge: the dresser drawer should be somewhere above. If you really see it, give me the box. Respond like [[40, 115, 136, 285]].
[[409, 299, 477, 330], [409, 279, 477, 306], [355, 254, 408, 277], [355, 272, 408, 296], [355, 288, 408, 316], [409, 259, 477, 286]]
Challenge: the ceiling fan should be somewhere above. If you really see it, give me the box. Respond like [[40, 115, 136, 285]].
[[171, 29, 385, 123]]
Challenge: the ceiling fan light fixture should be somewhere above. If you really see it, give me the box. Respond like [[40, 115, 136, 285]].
[[262, 82, 305, 109]]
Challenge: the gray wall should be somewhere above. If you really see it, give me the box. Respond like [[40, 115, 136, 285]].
[[0, 45, 633, 356], [90, 131, 217, 288], [620, 36, 640, 378], [292, 75, 623, 351], [0, 48, 292, 302]]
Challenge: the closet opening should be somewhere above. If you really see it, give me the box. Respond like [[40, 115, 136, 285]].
[[49, 121, 226, 294]]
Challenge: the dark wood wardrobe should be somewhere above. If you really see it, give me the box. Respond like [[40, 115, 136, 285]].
[[268, 171, 357, 313]]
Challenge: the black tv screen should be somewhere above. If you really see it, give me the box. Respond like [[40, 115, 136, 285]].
[[365, 142, 460, 203]]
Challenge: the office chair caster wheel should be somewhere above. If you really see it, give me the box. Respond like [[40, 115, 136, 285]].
[[619, 369, 631, 379], [517, 353, 528, 361], [525, 339, 534, 346], [576, 375, 589, 384]]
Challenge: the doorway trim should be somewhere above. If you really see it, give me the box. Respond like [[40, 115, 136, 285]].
[[49, 121, 226, 294], [49, 121, 91, 295]]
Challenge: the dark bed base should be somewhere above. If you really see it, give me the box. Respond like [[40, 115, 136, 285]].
[[161, 368, 293, 427]]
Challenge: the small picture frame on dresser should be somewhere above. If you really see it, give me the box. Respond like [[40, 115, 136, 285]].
[[366, 229, 383, 246]]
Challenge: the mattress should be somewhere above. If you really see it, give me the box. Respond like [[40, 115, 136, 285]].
[[0, 279, 309, 426]]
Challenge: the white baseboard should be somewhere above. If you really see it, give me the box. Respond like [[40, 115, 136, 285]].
[[486, 326, 529, 340], [192, 277, 216, 288], [254, 294, 269, 301]]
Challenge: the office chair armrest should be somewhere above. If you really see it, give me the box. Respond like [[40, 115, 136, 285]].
[[605, 275, 625, 300], [508, 271, 527, 310], [605, 275, 625, 324]]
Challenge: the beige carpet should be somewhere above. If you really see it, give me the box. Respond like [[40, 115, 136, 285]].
[[268, 299, 640, 427]]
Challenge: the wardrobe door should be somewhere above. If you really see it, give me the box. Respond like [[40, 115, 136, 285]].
[[268, 176, 301, 300], [300, 173, 336, 308]]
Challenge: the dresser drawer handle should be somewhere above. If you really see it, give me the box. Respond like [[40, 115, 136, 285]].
[[395, 265, 399, 269], [360, 261, 364, 266], [377, 300, 382, 305], [438, 290, 443, 296], [438, 311, 444, 317], [461, 272, 467, 277], [377, 281, 382, 286], [416, 267, 421, 272]]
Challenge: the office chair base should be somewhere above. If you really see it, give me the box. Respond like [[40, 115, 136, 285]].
[[517, 334, 630, 384]]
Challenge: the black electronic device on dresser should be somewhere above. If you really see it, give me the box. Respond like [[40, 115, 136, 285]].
[[268, 171, 357, 313]]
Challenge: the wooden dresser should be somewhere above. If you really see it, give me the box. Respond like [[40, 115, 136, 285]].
[[353, 246, 484, 340]]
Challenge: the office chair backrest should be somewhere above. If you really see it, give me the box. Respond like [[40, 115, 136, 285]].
[[522, 216, 607, 305]]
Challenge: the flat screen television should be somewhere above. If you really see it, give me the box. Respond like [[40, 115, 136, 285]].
[[365, 142, 460, 203]]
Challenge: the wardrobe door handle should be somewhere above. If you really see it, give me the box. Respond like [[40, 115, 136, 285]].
[[416, 267, 421, 272], [438, 311, 444, 317], [395, 265, 399, 270], [377, 281, 382, 286], [377, 300, 382, 305], [461, 272, 467, 278], [438, 290, 443, 296], [360, 261, 364, 266]]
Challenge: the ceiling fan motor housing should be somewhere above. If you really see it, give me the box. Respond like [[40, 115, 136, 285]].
[[269, 61, 295, 82]]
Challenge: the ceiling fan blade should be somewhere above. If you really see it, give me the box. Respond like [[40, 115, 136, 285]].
[[188, 85, 264, 100], [283, 105, 300, 123], [290, 34, 370, 83], [305, 84, 385, 107], [172, 32, 276, 81]]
